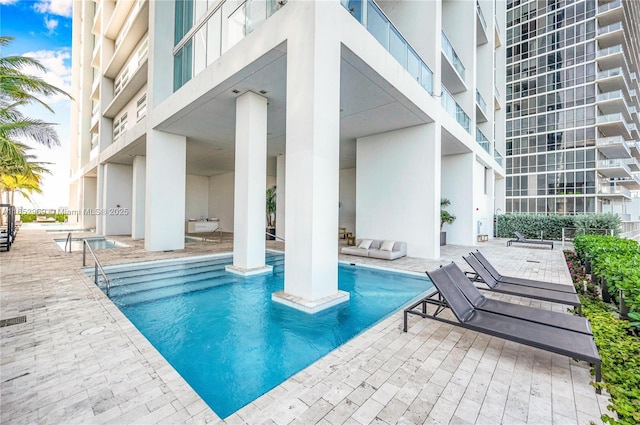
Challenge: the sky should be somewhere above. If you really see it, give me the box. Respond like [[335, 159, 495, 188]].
[[1, 0, 73, 209]]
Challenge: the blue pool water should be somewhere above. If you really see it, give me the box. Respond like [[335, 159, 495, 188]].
[[102, 253, 432, 418], [55, 237, 128, 251]]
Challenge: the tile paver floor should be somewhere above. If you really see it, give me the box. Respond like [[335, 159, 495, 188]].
[[1, 227, 611, 424]]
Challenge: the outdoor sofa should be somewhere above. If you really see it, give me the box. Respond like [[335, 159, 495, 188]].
[[341, 239, 407, 260]]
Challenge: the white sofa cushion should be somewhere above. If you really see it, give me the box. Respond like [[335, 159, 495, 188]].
[[380, 240, 395, 251], [358, 239, 373, 249]]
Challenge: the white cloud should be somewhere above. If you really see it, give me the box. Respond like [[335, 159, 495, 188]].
[[0, 0, 19, 5], [23, 49, 72, 104], [33, 0, 72, 18], [44, 17, 59, 34]]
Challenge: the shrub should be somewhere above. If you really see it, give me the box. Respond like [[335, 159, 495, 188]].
[[495, 213, 621, 239]]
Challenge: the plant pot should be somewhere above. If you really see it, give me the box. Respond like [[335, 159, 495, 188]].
[[600, 276, 611, 303], [266, 227, 276, 240], [620, 291, 630, 320], [440, 231, 446, 246]]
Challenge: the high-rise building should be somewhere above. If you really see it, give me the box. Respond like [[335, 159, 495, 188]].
[[505, 0, 640, 217], [69, 0, 506, 311]]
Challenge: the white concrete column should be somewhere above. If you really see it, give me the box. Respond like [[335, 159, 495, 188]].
[[226, 91, 271, 276], [272, 1, 348, 313], [103, 163, 133, 235], [145, 130, 186, 251], [96, 164, 105, 234], [276, 154, 286, 241], [132, 155, 146, 240], [80, 176, 97, 229], [356, 124, 441, 259]]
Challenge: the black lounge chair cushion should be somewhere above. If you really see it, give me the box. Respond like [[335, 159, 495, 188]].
[[463, 255, 581, 308], [472, 251, 576, 294], [444, 262, 592, 335]]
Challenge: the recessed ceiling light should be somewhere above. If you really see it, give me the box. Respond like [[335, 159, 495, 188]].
[[232, 89, 240, 94], [259, 90, 268, 94]]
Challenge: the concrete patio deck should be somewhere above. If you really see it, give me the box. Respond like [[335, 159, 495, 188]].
[[1, 227, 610, 424]]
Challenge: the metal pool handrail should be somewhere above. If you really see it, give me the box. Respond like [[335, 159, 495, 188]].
[[64, 232, 72, 253], [83, 240, 111, 297]]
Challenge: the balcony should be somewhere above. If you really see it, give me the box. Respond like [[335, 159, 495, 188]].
[[597, 90, 633, 121], [598, 184, 631, 199], [104, 39, 149, 118], [623, 157, 640, 172], [441, 31, 466, 93], [476, 89, 488, 122], [104, 0, 149, 79], [475, 128, 491, 154], [596, 135, 631, 159], [494, 150, 504, 167], [596, 66, 626, 92], [494, 17, 501, 47], [597, 113, 631, 139], [441, 86, 470, 134], [92, 1, 102, 36], [105, 0, 136, 39], [476, 1, 488, 45], [597, 0, 623, 27], [615, 174, 640, 190], [340, 0, 433, 95], [494, 85, 502, 110], [596, 44, 624, 70], [597, 158, 632, 178]]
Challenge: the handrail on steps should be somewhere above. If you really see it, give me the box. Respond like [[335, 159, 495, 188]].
[[265, 231, 285, 242], [64, 232, 72, 253], [83, 240, 111, 297]]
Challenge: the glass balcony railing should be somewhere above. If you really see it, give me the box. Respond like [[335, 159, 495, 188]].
[[494, 85, 501, 102], [597, 112, 626, 124], [598, 159, 632, 173], [598, 0, 621, 14], [174, 0, 285, 91], [441, 31, 465, 80], [598, 185, 631, 197], [341, 0, 433, 94], [597, 44, 623, 58], [622, 158, 640, 170], [476, 89, 487, 115], [476, 1, 487, 32], [90, 133, 99, 150], [475, 128, 491, 153], [598, 22, 622, 36], [441, 86, 470, 133], [597, 135, 628, 146]]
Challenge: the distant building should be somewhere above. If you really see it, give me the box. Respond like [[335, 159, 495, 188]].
[[505, 0, 640, 218]]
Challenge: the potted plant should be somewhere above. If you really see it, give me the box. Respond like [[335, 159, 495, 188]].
[[266, 186, 276, 240], [440, 198, 456, 246]]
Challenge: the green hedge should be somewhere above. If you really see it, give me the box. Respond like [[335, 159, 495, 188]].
[[16, 213, 67, 223], [495, 213, 621, 239]]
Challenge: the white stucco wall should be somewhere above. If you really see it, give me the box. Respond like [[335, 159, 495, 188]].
[[356, 124, 440, 259], [185, 174, 210, 220], [441, 153, 475, 246], [208, 172, 235, 233], [339, 168, 356, 234]]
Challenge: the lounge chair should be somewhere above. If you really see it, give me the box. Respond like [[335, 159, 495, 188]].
[[404, 265, 601, 393], [463, 254, 582, 314], [471, 250, 576, 294], [507, 231, 553, 249], [443, 262, 591, 335]]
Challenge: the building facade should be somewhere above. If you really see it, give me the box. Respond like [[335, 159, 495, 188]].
[[505, 0, 640, 218], [69, 0, 506, 311]]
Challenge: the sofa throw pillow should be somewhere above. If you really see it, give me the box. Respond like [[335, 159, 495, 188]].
[[358, 239, 373, 249], [380, 240, 395, 251]]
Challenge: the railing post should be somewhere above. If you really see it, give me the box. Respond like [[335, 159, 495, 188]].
[[83, 241, 87, 266], [562, 228, 565, 247], [95, 263, 98, 287]]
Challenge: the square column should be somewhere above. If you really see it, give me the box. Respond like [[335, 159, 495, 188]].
[[103, 163, 133, 236], [272, 1, 348, 313], [145, 130, 186, 251], [442, 152, 475, 246], [225, 91, 272, 276], [131, 155, 146, 240], [80, 176, 97, 229]]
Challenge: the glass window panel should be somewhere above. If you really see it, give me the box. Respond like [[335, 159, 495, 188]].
[[586, 197, 595, 212]]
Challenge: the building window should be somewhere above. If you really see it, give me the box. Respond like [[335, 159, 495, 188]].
[[137, 94, 147, 120]]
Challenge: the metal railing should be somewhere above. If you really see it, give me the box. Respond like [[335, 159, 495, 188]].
[[64, 232, 72, 253], [83, 240, 111, 297], [441, 30, 466, 80], [560, 227, 614, 247], [265, 231, 285, 242]]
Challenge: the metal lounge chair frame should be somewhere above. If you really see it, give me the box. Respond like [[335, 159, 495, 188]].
[[463, 254, 582, 314], [404, 264, 601, 393], [507, 231, 554, 249], [443, 261, 591, 335], [471, 250, 576, 294]]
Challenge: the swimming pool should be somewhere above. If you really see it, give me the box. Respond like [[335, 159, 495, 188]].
[[101, 253, 432, 418], [54, 237, 128, 251]]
